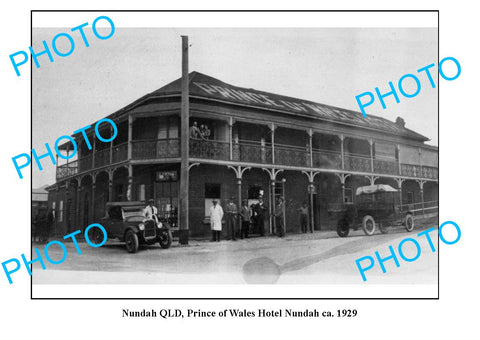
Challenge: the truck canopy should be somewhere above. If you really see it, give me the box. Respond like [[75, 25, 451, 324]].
[[356, 184, 398, 196]]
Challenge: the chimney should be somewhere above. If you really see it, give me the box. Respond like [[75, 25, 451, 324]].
[[395, 116, 405, 128]]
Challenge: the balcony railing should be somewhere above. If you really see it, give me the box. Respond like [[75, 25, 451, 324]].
[[132, 139, 180, 159], [374, 158, 399, 175], [94, 148, 110, 168], [56, 143, 126, 180], [421, 165, 438, 179], [401, 164, 421, 177], [275, 144, 310, 167], [78, 154, 92, 173], [190, 138, 229, 161], [344, 153, 372, 173], [56, 160, 78, 180], [233, 140, 272, 164], [312, 148, 342, 169], [112, 142, 128, 163], [56, 137, 438, 181]]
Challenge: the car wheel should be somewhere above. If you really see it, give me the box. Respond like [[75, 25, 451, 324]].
[[379, 223, 388, 234], [125, 230, 139, 253], [362, 215, 376, 236], [159, 229, 173, 249], [93, 228, 105, 245], [337, 219, 350, 237], [405, 214, 414, 232]]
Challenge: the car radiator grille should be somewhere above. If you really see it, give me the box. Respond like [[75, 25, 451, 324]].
[[144, 220, 156, 238]]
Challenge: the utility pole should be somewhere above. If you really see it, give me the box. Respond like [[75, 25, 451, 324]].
[[179, 35, 189, 245]]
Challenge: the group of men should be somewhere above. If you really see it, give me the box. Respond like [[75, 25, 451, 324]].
[[144, 196, 310, 242], [209, 196, 287, 242], [32, 208, 55, 243], [189, 121, 211, 139]]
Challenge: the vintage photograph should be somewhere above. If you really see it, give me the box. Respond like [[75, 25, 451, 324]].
[[31, 21, 438, 292]]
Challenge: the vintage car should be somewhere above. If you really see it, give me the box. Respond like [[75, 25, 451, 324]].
[[94, 201, 173, 253], [334, 184, 414, 237]]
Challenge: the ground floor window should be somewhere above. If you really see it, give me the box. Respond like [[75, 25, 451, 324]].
[[115, 184, 124, 201], [137, 184, 145, 202], [58, 200, 64, 222], [155, 181, 178, 221], [406, 192, 414, 204], [344, 188, 353, 203], [83, 196, 89, 225]]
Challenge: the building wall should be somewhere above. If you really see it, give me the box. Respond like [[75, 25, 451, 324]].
[[187, 165, 347, 237], [402, 180, 422, 205], [78, 185, 92, 232], [48, 163, 437, 240], [423, 182, 439, 202], [280, 171, 309, 233], [94, 174, 110, 220], [66, 183, 78, 234], [32, 200, 48, 219], [275, 127, 308, 147], [186, 165, 319, 238], [188, 164, 237, 238], [399, 145, 420, 165], [422, 149, 438, 167], [315, 173, 343, 229], [47, 186, 67, 236]]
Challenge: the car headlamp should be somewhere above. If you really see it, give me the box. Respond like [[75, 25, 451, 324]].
[[157, 222, 163, 228], [139, 223, 145, 231]]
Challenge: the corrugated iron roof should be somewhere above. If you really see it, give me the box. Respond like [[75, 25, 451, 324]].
[[32, 185, 49, 201], [149, 71, 429, 141], [32, 185, 49, 195], [59, 71, 430, 149]]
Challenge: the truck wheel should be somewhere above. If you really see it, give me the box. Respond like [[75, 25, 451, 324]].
[[125, 230, 139, 253], [337, 219, 350, 237], [362, 215, 376, 236], [405, 214, 414, 232], [159, 229, 172, 249]]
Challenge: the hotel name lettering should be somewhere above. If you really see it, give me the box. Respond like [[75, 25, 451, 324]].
[[156, 171, 177, 182]]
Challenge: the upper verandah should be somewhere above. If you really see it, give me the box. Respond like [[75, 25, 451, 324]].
[[58, 71, 432, 151]]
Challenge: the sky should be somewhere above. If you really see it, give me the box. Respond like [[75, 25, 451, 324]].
[[32, 27, 438, 188]]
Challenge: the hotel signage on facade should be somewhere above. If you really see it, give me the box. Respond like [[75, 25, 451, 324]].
[[156, 171, 178, 182]]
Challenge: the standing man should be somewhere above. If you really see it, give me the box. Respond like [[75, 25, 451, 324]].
[[46, 208, 55, 240], [210, 199, 224, 242], [144, 199, 159, 223], [225, 197, 238, 241], [189, 121, 202, 139], [37, 208, 47, 243], [254, 196, 268, 236], [275, 196, 286, 238], [298, 201, 309, 233], [240, 199, 251, 239], [32, 211, 40, 243]]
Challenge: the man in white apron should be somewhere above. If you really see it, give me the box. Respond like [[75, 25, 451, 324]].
[[210, 199, 224, 242]]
